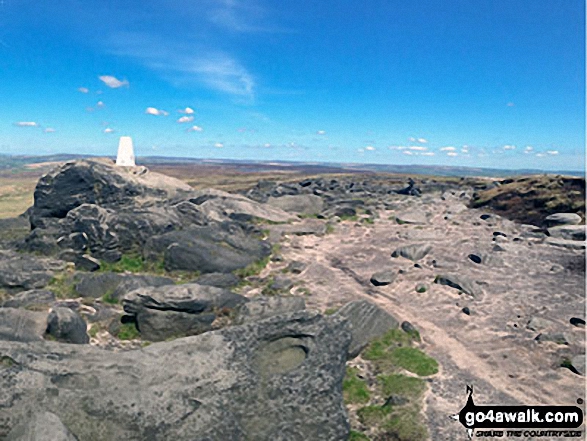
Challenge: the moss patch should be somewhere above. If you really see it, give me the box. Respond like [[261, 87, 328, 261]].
[[116, 322, 140, 340], [390, 347, 439, 376], [233, 256, 270, 278], [343, 367, 371, 405]]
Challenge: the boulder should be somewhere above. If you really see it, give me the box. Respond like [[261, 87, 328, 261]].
[[2, 290, 55, 309], [395, 211, 428, 225], [122, 283, 247, 341], [267, 194, 324, 215], [46, 307, 89, 344], [194, 272, 240, 288], [234, 296, 306, 325], [547, 225, 586, 241], [391, 244, 432, 262], [370, 270, 396, 286], [29, 158, 194, 228], [544, 213, 582, 228], [546, 238, 586, 250], [334, 300, 399, 358], [74, 254, 101, 272], [569, 354, 585, 376], [0, 310, 351, 440], [5, 411, 78, 441], [0, 308, 47, 342], [0, 251, 65, 291], [434, 274, 483, 298], [145, 225, 271, 274]]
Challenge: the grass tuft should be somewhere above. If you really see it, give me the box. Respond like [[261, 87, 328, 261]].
[[343, 367, 371, 405]]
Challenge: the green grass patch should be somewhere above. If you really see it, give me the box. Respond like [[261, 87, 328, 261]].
[[357, 405, 392, 426], [233, 256, 270, 278], [377, 374, 426, 400], [343, 367, 371, 405], [116, 322, 140, 340], [88, 325, 99, 338], [390, 347, 438, 376], [48, 272, 76, 299], [99, 254, 160, 274], [101, 289, 118, 305], [339, 214, 359, 222], [324, 307, 338, 316], [349, 430, 371, 441], [325, 224, 335, 234], [381, 408, 428, 441], [0, 355, 17, 369], [361, 217, 375, 225]]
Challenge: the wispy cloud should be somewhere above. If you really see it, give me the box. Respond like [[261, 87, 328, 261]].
[[524, 146, 533, 154], [402, 150, 413, 155], [145, 107, 169, 116], [187, 125, 203, 132], [316, 130, 326, 135], [408, 136, 427, 143], [99, 75, 128, 88], [104, 127, 115, 133], [43, 127, 56, 133], [536, 153, 545, 157], [507, 102, 515, 107], [389, 145, 407, 150], [503, 144, 516, 150], [421, 152, 435, 156], [178, 116, 194, 123], [447, 152, 458, 157], [417, 138, 428, 143], [440, 146, 456, 152], [96, 101, 105, 109], [365, 145, 376, 151], [78, 87, 89, 93], [214, 142, 224, 148], [409, 146, 427, 151], [13, 121, 38, 127], [178, 107, 195, 114], [546, 150, 559, 155], [207, 0, 288, 33]]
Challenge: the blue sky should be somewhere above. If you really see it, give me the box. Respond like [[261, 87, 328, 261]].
[[0, 0, 584, 171]]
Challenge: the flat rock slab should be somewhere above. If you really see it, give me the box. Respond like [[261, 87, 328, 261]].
[[0, 251, 65, 291], [395, 211, 429, 225], [0, 310, 351, 441], [267, 194, 324, 215], [334, 300, 399, 358], [370, 270, 396, 286]]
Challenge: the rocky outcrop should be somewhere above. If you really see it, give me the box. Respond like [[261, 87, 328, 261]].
[[234, 296, 306, 325], [122, 283, 247, 341], [544, 213, 582, 227], [5, 411, 79, 441], [0, 311, 351, 440], [266, 194, 324, 215], [334, 300, 398, 358], [46, 307, 89, 344], [0, 251, 65, 291], [0, 308, 47, 342], [391, 243, 432, 262]]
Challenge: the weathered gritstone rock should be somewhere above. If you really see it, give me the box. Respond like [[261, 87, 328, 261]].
[[1, 290, 55, 309], [0, 308, 47, 342], [369, 270, 396, 286], [234, 296, 306, 325], [122, 283, 247, 341], [394, 210, 429, 225], [546, 238, 586, 250], [334, 300, 399, 358], [0, 310, 351, 441], [544, 213, 582, 228], [266, 194, 324, 215], [5, 411, 79, 441], [0, 251, 65, 291], [391, 243, 432, 262], [46, 307, 89, 345], [74, 272, 174, 300], [434, 274, 483, 298], [547, 225, 586, 241]]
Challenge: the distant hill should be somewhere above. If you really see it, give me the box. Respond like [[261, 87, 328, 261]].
[[0, 153, 583, 178]]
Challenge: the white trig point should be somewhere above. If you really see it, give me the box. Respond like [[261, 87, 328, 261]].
[[116, 136, 136, 166]]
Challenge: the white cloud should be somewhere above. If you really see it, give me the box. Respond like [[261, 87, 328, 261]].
[[365, 146, 376, 151], [13, 121, 38, 127], [402, 150, 413, 155], [214, 142, 224, 148], [99, 75, 129, 88], [417, 138, 428, 144], [408, 137, 416, 142], [145, 107, 169, 116], [503, 145, 516, 150], [524, 146, 533, 154], [507, 102, 515, 107], [78, 87, 89, 93], [316, 130, 326, 135], [357, 148, 364, 153], [187, 125, 203, 132], [389, 145, 407, 150], [178, 116, 195, 123], [104, 128, 115, 133], [96, 101, 105, 108], [409, 146, 427, 151], [536, 153, 545, 157], [546, 150, 559, 155], [43, 128, 56, 133], [263, 143, 271, 148], [179, 107, 195, 114], [421, 152, 435, 156], [440, 146, 456, 151], [447, 152, 458, 157]]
